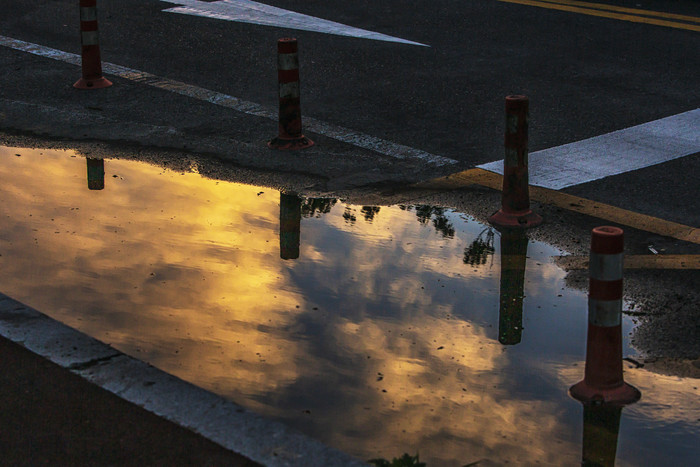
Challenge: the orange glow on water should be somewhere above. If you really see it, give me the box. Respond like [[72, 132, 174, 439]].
[[0, 145, 697, 466]]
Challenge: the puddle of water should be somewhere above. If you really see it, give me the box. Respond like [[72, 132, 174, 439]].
[[0, 146, 698, 466]]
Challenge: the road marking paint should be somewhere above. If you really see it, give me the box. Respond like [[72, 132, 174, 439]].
[[498, 0, 700, 32], [538, 0, 700, 23], [161, 0, 428, 46], [0, 35, 457, 167], [478, 109, 700, 190], [417, 168, 700, 245], [554, 255, 700, 270]]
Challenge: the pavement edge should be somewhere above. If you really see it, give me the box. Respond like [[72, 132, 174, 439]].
[[0, 292, 368, 467]]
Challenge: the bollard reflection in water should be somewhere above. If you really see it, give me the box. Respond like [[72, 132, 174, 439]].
[[279, 192, 302, 260], [581, 403, 624, 467], [4, 145, 699, 467], [86, 157, 104, 190], [497, 229, 528, 345]]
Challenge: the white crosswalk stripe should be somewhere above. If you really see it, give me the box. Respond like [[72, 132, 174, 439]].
[[479, 109, 700, 189]]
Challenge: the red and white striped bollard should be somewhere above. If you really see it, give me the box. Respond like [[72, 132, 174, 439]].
[[489, 95, 542, 229], [268, 38, 313, 150], [570, 226, 641, 405], [74, 0, 112, 89]]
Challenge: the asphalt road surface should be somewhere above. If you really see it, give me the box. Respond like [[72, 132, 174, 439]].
[[0, 0, 698, 215], [0, 0, 700, 215], [1, 0, 697, 158], [0, 0, 697, 230]]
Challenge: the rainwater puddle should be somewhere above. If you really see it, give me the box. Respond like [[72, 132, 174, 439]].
[[0, 146, 698, 466]]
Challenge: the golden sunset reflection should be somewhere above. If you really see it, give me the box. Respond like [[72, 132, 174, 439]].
[[1, 145, 697, 466]]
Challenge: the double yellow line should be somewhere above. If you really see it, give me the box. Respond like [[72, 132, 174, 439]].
[[499, 0, 700, 32]]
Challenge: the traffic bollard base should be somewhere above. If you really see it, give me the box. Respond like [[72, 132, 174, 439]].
[[489, 209, 542, 229], [73, 76, 113, 90], [569, 380, 641, 406], [268, 136, 314, 151]]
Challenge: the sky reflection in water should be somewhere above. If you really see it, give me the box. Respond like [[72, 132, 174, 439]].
[[0, 146, 698, 466]]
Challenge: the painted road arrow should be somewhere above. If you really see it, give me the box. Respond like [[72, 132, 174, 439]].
[[161, 0, 428, 46]]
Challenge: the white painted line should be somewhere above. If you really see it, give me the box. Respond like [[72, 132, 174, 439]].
[[478, 109, 700, 189], [0, 35, 457, 167], [0, 292, 367, 467], [161, 0, 428, 47]]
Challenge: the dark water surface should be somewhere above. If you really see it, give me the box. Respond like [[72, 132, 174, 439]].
[[0, 146, 697, 466]]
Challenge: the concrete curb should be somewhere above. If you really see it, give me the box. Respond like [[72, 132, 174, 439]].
[[0, 292, 367, 467]]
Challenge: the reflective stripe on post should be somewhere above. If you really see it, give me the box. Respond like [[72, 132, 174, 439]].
[[588, 299, 623, 327], [80, 6, 97, 22]]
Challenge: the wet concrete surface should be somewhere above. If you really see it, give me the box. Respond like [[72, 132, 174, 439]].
[[0, 336, 261, 466]]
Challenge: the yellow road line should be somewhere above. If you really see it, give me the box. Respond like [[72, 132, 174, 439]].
[[553, 255, 700, 270], [416, 168, 700, 245], [498, 0, 700, 32], [538, 0, 700, 23]]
